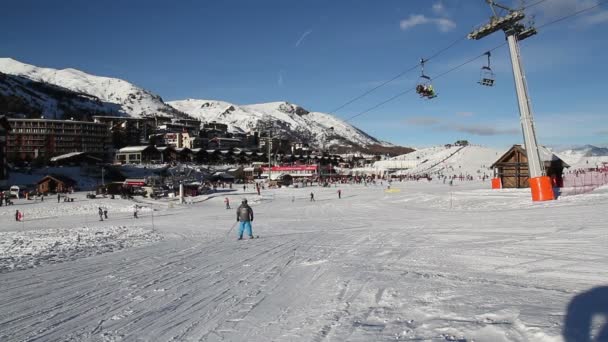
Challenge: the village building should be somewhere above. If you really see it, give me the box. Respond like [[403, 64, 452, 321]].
[[49, 151, 103, 166], [115, 146, 160, 164], [491, 144, 569, 188], [37, 174, 77, 194], [0, 116, 10, 187], [6, 118, 111, 163], [93, 116, 154, 148]]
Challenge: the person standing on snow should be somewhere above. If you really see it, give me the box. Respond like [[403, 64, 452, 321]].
[[224, 197, 231, 209], [236, 199, 254, 240], [310, 192, 315, 202], [133, 205, 139, 219], [98, 207, 104, 221], [338, 189, 341, 199], [103, 208, 108, 219]]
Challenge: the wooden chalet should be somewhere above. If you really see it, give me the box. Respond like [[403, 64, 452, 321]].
[[37, 174, 77, 194], [491, 144, 569, 188]]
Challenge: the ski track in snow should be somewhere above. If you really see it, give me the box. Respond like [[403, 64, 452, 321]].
[[0, 181, 607, 341]]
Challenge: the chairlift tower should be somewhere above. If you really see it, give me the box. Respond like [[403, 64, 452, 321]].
[[263, 118, 273, 182], [468, 0, 554, 201]]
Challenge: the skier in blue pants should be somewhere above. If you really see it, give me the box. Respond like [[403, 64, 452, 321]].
[[236, 199, 254, 240]]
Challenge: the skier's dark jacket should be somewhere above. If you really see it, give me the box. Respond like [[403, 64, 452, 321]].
[[237, 204, 254, 222]]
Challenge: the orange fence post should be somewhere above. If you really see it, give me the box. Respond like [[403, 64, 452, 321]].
[[529, 176, 554, 201], [491, 177, 502, 189]]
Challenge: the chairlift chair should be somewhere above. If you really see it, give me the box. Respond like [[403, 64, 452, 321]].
[[416, 58, 437, 99], [478, 52, 495, 87]]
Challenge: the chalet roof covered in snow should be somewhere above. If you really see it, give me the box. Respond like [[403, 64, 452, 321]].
[[117, 146, 157, 153]]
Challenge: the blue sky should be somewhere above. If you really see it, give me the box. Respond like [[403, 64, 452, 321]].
[[1, 0, 607, 149]]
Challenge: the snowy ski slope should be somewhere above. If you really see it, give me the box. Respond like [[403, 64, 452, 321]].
[[1, 181, 607, 341]]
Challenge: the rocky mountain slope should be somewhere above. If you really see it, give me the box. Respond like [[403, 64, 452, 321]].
[[0, 58, 184, 119], [0, 57, 395, 150], [167, 99, 387, 149]]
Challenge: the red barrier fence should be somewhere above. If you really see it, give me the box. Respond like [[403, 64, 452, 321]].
[[560, 171, 608, 196]]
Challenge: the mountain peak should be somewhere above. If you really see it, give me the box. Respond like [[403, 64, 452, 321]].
[[0, 57, 182, 119]]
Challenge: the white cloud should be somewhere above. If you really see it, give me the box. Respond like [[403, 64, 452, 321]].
[[456, 112, 474, 117], [435, 17, 457, 32], [400, 14, 430, 30], [295, 29, 313, 48], [406, 117, 441, 126], [399, 14, 456, 32], [450, 124, 519, 136], [532, 0, 608, 27], [432, 2, 447, 16]]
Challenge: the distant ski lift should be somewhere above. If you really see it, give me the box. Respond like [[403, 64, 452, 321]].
[[478, 52, 495, 87], [415, 58, 437, 99]]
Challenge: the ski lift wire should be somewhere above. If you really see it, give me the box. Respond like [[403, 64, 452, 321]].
[[346, 44, 507, 122], [327, 35, 467, 115], [536, 0, 608, 29], [343, 0, 606, 123]]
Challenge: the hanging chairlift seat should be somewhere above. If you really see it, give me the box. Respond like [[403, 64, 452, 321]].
[[479, 66, 495, 87]]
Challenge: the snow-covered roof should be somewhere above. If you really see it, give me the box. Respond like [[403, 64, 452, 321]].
[[50, 152, 84, 162], [118, 146, 156, 153]]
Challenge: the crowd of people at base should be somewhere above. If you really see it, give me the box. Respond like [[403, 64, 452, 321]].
[[565, 167, 608, 176]]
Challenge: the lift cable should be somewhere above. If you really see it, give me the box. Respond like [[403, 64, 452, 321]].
[[343, 0, 607, 123]]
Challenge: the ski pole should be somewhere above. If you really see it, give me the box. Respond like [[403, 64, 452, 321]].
[[225, 221, 238, 238]]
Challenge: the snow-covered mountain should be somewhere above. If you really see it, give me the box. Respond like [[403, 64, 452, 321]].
[[0, 58, 184, 119], [0, 71, 126, 119], [0, 58, 395, 150], [551, 145, 608, 169], [167, 99, 386, 148]]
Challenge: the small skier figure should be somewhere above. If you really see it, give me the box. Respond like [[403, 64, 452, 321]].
[[57, 193, 61, 203], [310, 192, 315, 202], [236, 199, 254, 240], [15, 210, 21, 222], [338, 189, 342, 199], [133, 205, 139, 219], [98, 207, 104, 221], [103, 208, 108, 219], [224, 197, 231, 209]]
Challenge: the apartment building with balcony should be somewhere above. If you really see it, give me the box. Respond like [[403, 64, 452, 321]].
[[6, 118, 111, 162]]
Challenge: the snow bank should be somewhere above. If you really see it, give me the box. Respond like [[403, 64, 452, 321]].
[[0, 225, 162, 273], [0, 196, 152, 220]]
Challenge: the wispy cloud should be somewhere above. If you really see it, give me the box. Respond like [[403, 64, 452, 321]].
[[406, 116, 440, 126], [277, 70, 284, 87], [456, 111, 474, 117], [595, 129, 608, 135], [295, 29, 313, 48], [400, 14, 456, 32], [432, 2, 447, 16], [448, 124, 519, 136], [532, 0, 608, 27]]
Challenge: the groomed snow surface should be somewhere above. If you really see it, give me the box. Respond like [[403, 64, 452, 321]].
[[1, 181, 607, 341]]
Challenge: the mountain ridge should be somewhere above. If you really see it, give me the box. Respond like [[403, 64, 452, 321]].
[[0, 57, 395, 150]]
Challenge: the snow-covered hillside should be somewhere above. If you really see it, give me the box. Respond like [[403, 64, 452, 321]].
[[167, 99, 384, 148], [374, 145, 502, 177], [0, 58, 392, 150], [0, 71, 121, 119], [0, 58, 184, 119], [552, 145, 608, 170]]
